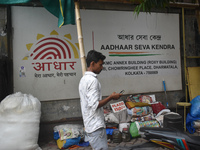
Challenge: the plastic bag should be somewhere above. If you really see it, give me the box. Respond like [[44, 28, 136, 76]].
[[186, 113, 200, 134], [56, 137, 81, 149], [190, 95, 200, 118], [129, 122, 140, 138], [119, 123, 130, 132], [192, 120, 200, 128], [151, 102, 166, 114], [104, 112, 119, 124], [0, 92, 41, 150]]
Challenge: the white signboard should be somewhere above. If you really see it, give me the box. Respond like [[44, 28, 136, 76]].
[[110, 101, 127, 113], [12, 6, 181, 101]]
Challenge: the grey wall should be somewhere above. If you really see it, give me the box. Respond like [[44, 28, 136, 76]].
[[40, 2, 197, 122], [41, 92, 185, 122], [1, 2, 199, 143], [1, 2, 200, 123]]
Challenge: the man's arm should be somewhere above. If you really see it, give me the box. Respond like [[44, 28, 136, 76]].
[[97, 92, 122, 108]]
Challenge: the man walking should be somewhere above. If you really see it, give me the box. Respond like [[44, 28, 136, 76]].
[[79, 50, 122, 150]]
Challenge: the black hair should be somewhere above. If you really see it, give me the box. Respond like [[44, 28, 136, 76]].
[[86, 50, 106, 67]]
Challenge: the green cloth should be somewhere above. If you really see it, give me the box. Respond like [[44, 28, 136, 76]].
[[0, 0, 31, 4], [40, 0, 75, 27]]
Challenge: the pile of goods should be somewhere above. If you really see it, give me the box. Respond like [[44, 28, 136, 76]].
[[104, 94, 171, 143], [53, 94, 173, 149]]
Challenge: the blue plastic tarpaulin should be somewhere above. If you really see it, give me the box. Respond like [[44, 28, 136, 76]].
[[186, 95, 200, 134]]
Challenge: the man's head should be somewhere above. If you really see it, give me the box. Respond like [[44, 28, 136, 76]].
[[86, 50, 106, 74]]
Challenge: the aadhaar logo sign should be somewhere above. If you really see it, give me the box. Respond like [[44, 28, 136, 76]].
[[22, 30, 79, 72]]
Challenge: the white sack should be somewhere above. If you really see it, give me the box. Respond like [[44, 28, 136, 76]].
[[104, 112, 119, 124], [0, 92, 41, 150], [119, 123, 130, 132]]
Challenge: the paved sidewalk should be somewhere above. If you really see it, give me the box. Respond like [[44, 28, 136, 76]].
[[40, 137, 166, 150]]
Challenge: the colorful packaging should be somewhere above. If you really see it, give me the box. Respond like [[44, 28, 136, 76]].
[[137, 120, 160, 127], [56, 137, 81, 149], [125, 101, 151, 109], [139, 95, 153, 103], [127, 106, 152, 117]]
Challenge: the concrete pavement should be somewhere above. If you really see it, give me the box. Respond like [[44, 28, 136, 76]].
[[40, 137, 166, 150]]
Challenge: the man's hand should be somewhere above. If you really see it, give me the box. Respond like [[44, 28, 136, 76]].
[[110, 92, 122, 100], [98, 92, 123, 108]]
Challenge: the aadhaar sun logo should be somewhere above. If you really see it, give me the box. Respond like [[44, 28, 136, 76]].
[[23, 30, 79, 72]]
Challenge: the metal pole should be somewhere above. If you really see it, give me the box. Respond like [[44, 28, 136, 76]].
[[182, 7, 188, 103]]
